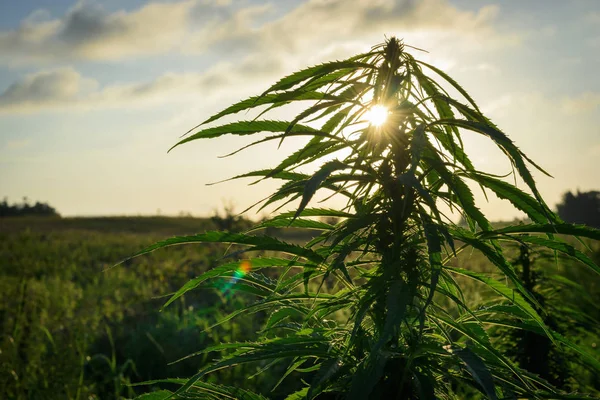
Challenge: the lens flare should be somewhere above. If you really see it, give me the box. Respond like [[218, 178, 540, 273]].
[[219, 260, 252, 296], [366, 105, 389, 127]]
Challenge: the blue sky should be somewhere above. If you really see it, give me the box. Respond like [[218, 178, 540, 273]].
[[0, 0, 599, 219]]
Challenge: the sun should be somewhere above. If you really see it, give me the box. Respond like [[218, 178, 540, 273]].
[[365, 105, 389, 127]]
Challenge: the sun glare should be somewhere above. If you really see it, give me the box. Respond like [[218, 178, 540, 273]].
[[366, 105, 389, 127]]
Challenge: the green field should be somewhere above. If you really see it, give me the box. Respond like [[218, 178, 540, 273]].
[[1, 216, 599, 399], [0, 216, 282, 399]]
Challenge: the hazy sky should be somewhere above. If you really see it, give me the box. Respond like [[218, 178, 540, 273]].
[[0, 0, 599, 220]]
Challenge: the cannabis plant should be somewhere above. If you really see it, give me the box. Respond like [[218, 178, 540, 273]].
[[496, 241, 600, 392], [126, 38, 600, 399]]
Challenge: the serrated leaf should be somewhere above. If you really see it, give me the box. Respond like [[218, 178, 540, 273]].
[[162, 257, 304, 309], [449, 345, 498, 400], [509, 235, 600, 276], [172, 336, 333, 397], [445, 265, 543, 328], [170, 120, 322, 151], [307, 358, 342, 399], [469, 173, 556, 224], [265, 307, 304, 330], [450, 227, 544, 312], [435, 119, 548, 213], [285, 387, 309, 400], [202, 91, 340, 126], [133, 390, 173, 400], [486, 223, 600, 240], [255, 217, 334, 231], [118, 231, 325, 265], [415, 59, 482, 113], [295, 160, 347, 219], [263, 60, 375, 93]]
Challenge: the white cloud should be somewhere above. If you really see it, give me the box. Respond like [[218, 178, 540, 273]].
[[0, 0, 198, 64], [0, 67, 194, 113], [540, 25, 557, 37], [557, 57, 582, 68], [458, 63, 501, 75], [0, 68, 97, 112], [584, 11, 600, 24], [561, 92, 600, 115], [189, 0, 513, 62], [588, 36, 600, 48], [481, 94, 513, 115], [0, 0, 517, 67], [0, 0, 519, 114], [181, 0, 519, 112], [0, 55, 280, 114]]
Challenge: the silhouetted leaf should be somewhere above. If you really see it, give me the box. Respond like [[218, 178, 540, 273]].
[[295, 160, 347, 219], [449, 345, 498, 400], [170, 120, 322, 151]]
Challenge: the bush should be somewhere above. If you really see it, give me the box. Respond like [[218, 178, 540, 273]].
[[0, 198, 59, 217]]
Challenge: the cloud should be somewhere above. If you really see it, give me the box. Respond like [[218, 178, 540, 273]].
[[588, 36, 600, 48], [180, 0, 519, 108], [0, 67, 187, 113], [0, 0, 515, 67], [0, 68, 97, 112], [0, 0, 197, 64], [0, 0, 518, 114], [458, 63, 501, 75], [584, 12, 600, 24], [0, 56, 280, 114], [561, 92, 600, 115], [189, 0, 509, 60]]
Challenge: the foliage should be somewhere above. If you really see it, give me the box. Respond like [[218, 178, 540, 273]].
[[124, 37, 600, 399], [0, 197, 59, 217], [492, 240, 600, 391], [0, 217, 271, 400], [210, 202, 253, 232], [556, 190, 600, 228]]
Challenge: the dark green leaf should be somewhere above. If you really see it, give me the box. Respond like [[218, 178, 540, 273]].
[[449, 345, 498, 400]]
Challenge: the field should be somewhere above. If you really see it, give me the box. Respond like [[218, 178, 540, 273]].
[[1, 216, 599, 399]]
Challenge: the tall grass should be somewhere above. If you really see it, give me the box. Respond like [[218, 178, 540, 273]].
[[0, 218, 266, 399], [126, 37, 600, 399]]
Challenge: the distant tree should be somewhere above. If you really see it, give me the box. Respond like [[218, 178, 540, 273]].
[[557, 190, 600, 228], [210, 202, 250, 232], [0, 197, 60, 217]]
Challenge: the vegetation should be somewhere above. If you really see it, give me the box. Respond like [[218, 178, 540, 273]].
[[2, 38, 599, 400], [497, 240, 600, 390], [121, 37, 600, 399], [0, 198, 59, 218], [0, 221, 598, 398], [0, 216, 270, 399], [556, 190, 600, 228]]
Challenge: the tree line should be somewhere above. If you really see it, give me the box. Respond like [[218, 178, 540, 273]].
[[0, 197, 59, 217], [557, 190, 600, 228], [1, 190, 597, 225]]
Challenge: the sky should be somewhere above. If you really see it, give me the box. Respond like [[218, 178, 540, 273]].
[[0, 0, 599, 220]]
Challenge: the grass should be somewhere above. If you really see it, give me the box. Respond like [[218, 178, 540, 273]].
[[2, 215, 597, 399], [0, 215, 279, 399], [0, 215, 217, 235]]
